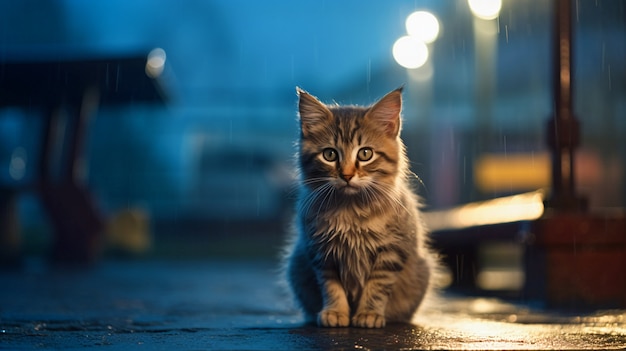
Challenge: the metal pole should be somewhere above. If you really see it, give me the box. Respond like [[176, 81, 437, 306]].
[[546, 0, 586, 211]]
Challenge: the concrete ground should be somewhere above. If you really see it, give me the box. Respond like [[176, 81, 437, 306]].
[[0, 258, 625, 350]]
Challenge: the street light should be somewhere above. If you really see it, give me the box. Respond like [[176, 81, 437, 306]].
[[393, 10, 439, 70], [406, 11, 440, 44], [468, 0, 502, 20], [393, 36, 429, 69]]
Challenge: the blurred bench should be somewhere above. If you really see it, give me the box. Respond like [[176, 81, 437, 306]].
[[0, 49, 167, 263], [426, 193, 626, 309]]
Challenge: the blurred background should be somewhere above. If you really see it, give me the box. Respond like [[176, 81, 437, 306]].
[[0, 0, 624, 262]]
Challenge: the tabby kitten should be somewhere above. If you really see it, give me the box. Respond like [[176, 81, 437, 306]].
[[285, 87, 434, 328]]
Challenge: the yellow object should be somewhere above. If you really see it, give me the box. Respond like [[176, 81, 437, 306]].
[[106, 208, 151, 255], [474, 152, 550, 192]]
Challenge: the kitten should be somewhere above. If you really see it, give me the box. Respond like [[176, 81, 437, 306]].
[[284, 87, 434, 328]]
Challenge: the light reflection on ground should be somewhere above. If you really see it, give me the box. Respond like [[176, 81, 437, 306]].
[[0, 259, 624, 350], [414, 295, 626, 350]]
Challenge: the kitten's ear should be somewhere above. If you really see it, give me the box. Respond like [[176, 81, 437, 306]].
[[297, 87, 332, 138], [365, 87, 403, 137]]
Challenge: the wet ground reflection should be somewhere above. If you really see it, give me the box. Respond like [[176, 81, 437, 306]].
[[0, 259, 624, 350]]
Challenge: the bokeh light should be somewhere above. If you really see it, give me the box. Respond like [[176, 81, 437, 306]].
[[468, 0, 502, 20], [392, 36, 429, 69], [405, 11, 440, 44], [145, 48, 167, 78], [9, 147, 27, 180]]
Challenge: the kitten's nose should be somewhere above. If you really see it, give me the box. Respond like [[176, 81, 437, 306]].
[[341, 173, 354, 182]]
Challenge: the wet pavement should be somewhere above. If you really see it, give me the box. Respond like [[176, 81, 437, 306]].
[[0, 258, 625, 350]]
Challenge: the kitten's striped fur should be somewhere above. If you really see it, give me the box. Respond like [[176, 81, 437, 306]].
[[284, 87, 435, 328]]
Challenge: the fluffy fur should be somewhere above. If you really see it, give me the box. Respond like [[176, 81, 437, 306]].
[[284, 87, 435, 328]]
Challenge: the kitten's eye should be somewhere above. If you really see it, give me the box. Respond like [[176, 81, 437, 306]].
[[357, 147, 373, 162], [322, 148, 338, 162]]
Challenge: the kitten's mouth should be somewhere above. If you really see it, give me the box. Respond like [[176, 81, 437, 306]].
[[338, 183, 360, 194]]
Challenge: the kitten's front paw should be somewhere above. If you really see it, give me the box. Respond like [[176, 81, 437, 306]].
[[352, 312, 386, 328], [318, 310, 350, 327]]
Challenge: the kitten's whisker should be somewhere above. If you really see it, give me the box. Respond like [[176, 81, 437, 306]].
[[297, 187, 318, 216], [406, 170, 429, 196], [301, 177, 333, 186], [294, 177, 333, 193], [298, 182, 335, 218], [362, 187, 377, 209], [369, 180, 412, 216], [315, 184, 335, 218]]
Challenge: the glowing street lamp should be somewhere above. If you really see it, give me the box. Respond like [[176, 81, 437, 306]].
[[393, 10, 439, 70], [406, 11, 440, 44], [468, 0, 502, 20], [393, 36, 429, 69]]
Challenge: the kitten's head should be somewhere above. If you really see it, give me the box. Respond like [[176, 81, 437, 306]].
[[297, 87, 406, 207]]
